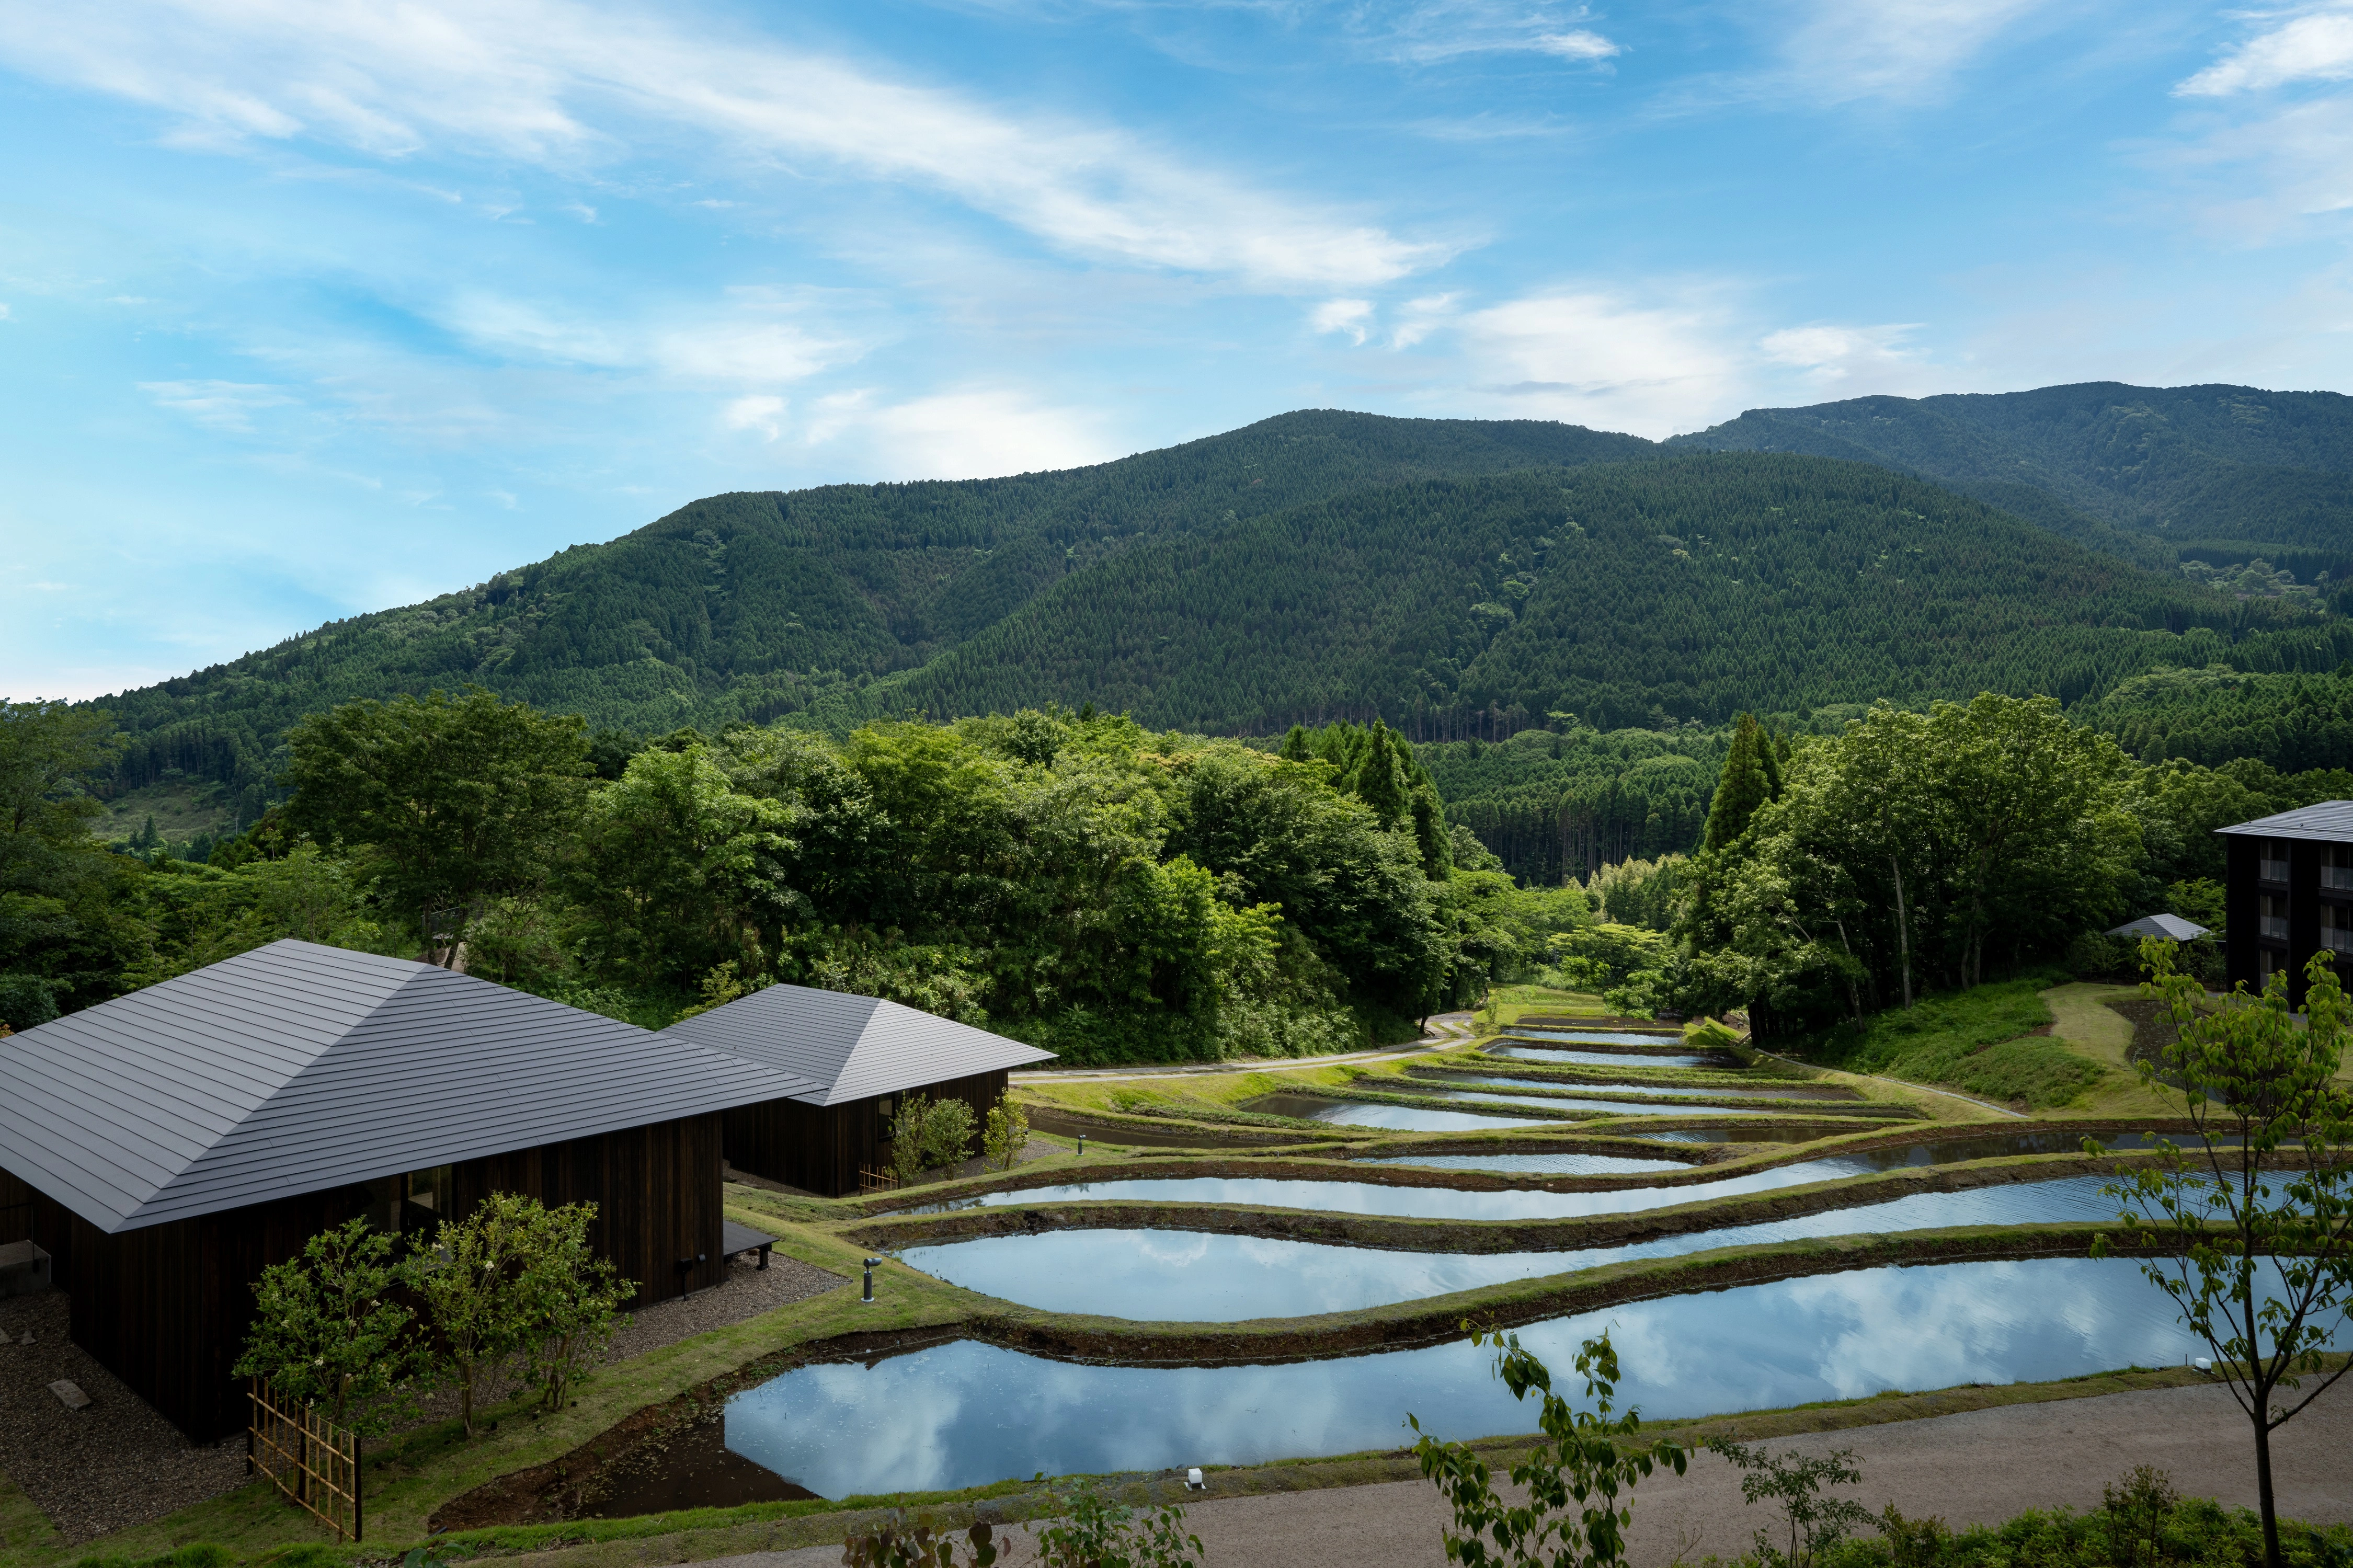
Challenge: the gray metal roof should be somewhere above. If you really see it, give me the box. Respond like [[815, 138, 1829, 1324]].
[[663, 982, 1053, 1107], [0, 940, 824, 1234], [2216, 802, 2353, 842], [2108, 912, 2211, 941]]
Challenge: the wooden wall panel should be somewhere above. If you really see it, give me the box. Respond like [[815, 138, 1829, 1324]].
[[23, 1112, 723, 1444], [725, 1070, 1011, 1196]]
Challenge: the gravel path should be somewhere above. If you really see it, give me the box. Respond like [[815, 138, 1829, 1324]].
[[701, 1376, 2353, 1568], [0, 1241, 846, 1547]]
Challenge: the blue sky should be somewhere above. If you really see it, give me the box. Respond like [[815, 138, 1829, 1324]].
[[4, 0, 2352, 701]]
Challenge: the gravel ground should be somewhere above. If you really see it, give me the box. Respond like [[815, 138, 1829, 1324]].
[[0, 1239, 846, 1547], [700, 1376, 2353, 1568], [0, 1289, 246, 1547]]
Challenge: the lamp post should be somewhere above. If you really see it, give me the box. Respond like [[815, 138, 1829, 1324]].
[[1076, 1132, 1086, 1159], [862, 1256, 882, 1304]]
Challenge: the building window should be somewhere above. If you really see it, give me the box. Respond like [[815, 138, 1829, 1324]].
[[2261, 840, 2290, 884], [2326, 844, 2353, 892], [364, 1165, 456, 1237], [2325, 901, 2353, 953], [2261, 894, 2290, 942]]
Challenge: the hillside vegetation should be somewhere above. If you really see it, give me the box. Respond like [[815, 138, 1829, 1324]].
[[86, 398, 2353, 828], [99, 410, 1649, 815], [1674, 381, 2353, 583]]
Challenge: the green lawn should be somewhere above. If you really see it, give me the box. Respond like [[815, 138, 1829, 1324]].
[[1798, 979, 2106, 1109]]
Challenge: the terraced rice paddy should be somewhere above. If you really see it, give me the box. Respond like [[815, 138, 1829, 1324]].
[[721, 1257, 2287, 1497], [892, 1176, 2122, 1317], [589, 1019, 2279, 1509]]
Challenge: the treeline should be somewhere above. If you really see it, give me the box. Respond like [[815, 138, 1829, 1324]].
[[1422, 728, 1725, 885], [2072, 665, 2353, 773], [1670, 697, 2353, 1036], [0, 697, 1594, 1063]]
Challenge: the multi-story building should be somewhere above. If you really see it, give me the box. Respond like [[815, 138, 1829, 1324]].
[[2218, 801, 2353, 1007]]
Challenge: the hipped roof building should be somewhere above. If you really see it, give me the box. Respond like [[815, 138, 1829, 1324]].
[[0, 941, 822, 1438], [666, 981, 1054, 1195]]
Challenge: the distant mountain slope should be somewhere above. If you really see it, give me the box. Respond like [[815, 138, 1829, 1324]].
[[1670, 382, 2353, 580], [101, 410, 1653, 804], [887, 453, 2339, 734]]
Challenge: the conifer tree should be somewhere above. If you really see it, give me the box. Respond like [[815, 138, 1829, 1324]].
[[1278, 725, 1313, 763], [1703, 714, 1772, 850]]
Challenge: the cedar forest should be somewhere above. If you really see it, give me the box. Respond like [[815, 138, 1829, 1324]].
[[10, 382, 2353, 1058]]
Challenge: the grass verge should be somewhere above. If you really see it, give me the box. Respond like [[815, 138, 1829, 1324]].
[[1796, 979, 2106, 1109]]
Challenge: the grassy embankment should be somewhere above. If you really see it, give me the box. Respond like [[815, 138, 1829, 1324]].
[[1794, 978, 2175, 1115], [1475, 983, 1608, 1029]]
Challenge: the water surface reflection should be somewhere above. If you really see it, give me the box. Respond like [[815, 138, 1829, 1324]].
[[897, 1177, 2121, 1318], [726, 1258, 2275, 1497]]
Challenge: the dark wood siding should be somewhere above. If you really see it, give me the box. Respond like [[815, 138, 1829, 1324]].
[[4, 1110, 724, 1443], [0, 1166, 31, 1244], [449, 1112, 725, 1308], [725, 1070, 1009, 1196]]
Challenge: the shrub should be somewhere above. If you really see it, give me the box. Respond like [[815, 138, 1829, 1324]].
[[921, 1097, 978, 1171], [983, 1095, 1031, 1172]]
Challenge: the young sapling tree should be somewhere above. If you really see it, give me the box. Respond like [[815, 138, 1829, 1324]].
[[233, 1217, 424, 1435], [1411, 1327, 1685, 1568], [983, 1093, 1030, 1172], [2093, 942, 2353, 1568], [1706, 1437, 1870, 1568], [517, 1199, 634, 1413], [419, 1191, 541, 1437]]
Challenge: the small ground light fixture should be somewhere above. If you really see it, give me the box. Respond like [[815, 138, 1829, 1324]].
[[863, 1256, 882, 1303], [1077, 1133, 1087, 1157], [1185, 1468, 1205, 1491]]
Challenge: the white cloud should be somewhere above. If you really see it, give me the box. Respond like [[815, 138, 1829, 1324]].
[[1758, 321, 1925, 386], [138, 379, 298, 431], [432, 294, 863, 385], [0, 0, 1442, 288], [724, 394, 787, 442], [1392, 291, 1461, 348], [2148, 9, 2353, 238], [2178, 7, 2353, 97], [1456, 287, 1747, 437], [1357, 2, 1623, 65], [1774, 0, 2048, 105], [1311, 298, 1375, 345], [799, 387, 1118, 481], [0, 303, 12, 319]]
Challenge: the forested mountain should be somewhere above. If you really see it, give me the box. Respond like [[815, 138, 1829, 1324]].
[[1671, 382, 2353, 585], [83, 392, 2353, 833], [1420, 727, 1726, 886], [98, 410, 1650, 812], [889, 453, 2341, 734]]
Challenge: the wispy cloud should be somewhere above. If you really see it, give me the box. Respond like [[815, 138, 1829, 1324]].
[[432, 294, 865, 385], [2153, 6, 2353, 237], [2178, 5, 2353, 96], [797, 387, 1118, 480], [1350, 1, 1622, 65], [1769, 0, 2050, 106], [139, 379, 297, 431], [1456, 285, 1746, 436], [0, 0, 1443, 287], [1310, 297, 1375, 344], [1758, 321, 1926, 387]]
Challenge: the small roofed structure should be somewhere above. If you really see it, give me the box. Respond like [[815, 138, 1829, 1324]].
[[2107, 913, 2210, 942], [664, 983, 1054, 1195], [0, 940, 819, 1439]]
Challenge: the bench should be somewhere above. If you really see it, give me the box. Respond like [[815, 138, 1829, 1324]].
[[722, 1220, 775, 1271]]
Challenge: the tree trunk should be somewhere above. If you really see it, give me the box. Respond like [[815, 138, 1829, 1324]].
[[2255, 1414, 2282, 1568], [1890, 856, 1913, 1009]]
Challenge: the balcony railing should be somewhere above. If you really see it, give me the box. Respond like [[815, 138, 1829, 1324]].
[[2261, 859, 2291, 883], [2262, 917, 2290, 940]]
